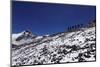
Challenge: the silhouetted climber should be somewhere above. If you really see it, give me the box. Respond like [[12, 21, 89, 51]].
[[80, 24, 83, 28], [72, 26, 74, 31], [67, 27, 70, 31], [73, 24, 77, 31]]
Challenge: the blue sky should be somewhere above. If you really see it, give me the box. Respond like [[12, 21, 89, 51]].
[[12, 1, 96, 35]]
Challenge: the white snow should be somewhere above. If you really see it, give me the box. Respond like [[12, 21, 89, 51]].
[[12, 27, 96, 66], [35, 36, 43, 40]]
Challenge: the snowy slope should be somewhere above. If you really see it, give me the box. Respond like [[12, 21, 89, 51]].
[[12, 27, 96, 66]]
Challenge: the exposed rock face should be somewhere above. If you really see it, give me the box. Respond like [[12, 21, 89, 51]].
[[12, 27, 96, 66]]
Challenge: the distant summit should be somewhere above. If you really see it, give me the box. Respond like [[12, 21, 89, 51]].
[[12, 30, 37, 45], [16, 30, 36, 41]]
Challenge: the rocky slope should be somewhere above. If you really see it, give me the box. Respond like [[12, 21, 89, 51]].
[[12, 27, 96, 66]]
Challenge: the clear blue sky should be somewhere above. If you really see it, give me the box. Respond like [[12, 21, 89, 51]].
[[12, 1, 96, 35]]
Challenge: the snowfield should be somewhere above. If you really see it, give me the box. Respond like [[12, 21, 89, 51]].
[[12, 27, 96, 66]]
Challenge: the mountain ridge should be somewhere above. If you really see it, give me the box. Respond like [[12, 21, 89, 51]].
[[12, 26, 96, 66]]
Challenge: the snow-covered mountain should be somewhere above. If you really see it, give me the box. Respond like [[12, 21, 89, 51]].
[[12, 30, 37, 45], [12, 27, 96, 66]]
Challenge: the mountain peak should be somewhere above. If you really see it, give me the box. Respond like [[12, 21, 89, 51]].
[[22, 30, 33, 37], [12, 30, 37, 44]]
